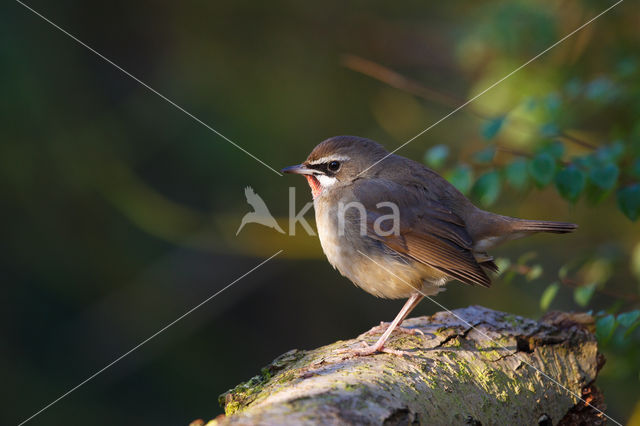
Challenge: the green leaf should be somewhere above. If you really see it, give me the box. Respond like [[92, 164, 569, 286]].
[[526, 264, 543, 281], [596, 141, 625, 163], [482, 116, 506, 140], [424, 145, 449, 169], [555, 165, 586, 203], [589, 163, 619, 191], [585, 182, 609, 205], [505, 159, 529, 190], [572, 154, 598, 170], [501, 270, 517, 285], [631, 242, 640, 281], [574, 283, 596, 307], [540, 123, 559, 138], [580, 258, 612, 286], [617, 310, 640, 328], [595, 314, 617, 343], [472, 171, 501, 207], [632, 123, 640, 156], [585, 77, 616, 101], [528, 153, 556, 188], [558, 257, 591, 281], [494, 257, 511, 276], [624, 321, 640, 338], [540, 141, 566, 159], [558, 264, 569, 280], [631, 158, 640, 179], [565, 78, 582, 97], [617, 184, 640, 221], [617, 57, 638, 77], [473, 146, 496, 164], [544, 93, 561, 113], [445, 164, 473, 195], [620, 310, 640, 338], [540, 282, 559, 311]]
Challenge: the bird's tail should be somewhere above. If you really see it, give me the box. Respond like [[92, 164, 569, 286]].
[[510, 219, 577, 234], [471, 213, 577, 251]]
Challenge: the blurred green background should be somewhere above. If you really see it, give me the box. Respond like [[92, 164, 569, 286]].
[[3, 0, 640, 424]]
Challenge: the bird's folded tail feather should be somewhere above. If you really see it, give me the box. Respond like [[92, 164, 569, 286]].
[[511, 219, 578, 234]]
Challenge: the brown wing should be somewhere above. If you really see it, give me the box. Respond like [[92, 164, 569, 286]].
[[354, 180, 491, 287]]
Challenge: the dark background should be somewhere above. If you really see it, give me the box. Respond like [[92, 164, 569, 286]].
[[3, 1, 639, 424]]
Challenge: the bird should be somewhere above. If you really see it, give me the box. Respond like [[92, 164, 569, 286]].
[[282, 135, 576, 356], [236, 186, 285, 235]]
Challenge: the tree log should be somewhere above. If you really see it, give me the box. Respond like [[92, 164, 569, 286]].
[[197, 306, 606, 425]]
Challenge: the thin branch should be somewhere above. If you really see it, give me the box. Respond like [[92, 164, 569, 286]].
[[495, 145, 533, 159], [342, 54, 598, 151], [341, 54, 463, 109], [559, 131, 599, 150]]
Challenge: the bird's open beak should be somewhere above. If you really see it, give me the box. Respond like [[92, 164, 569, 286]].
[[281, 164, 315, 175]]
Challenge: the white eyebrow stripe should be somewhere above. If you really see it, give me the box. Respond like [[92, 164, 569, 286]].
[[307, 155, 350, 165]]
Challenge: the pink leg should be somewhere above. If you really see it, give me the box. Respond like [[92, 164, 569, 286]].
[[365, 321, 425, 337], [346, 293, 424, 357]]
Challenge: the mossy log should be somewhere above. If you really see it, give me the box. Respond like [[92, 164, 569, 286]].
[[197, 306, 606, 425]]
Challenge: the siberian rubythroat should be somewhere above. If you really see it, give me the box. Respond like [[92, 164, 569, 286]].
[[282, 136, 576, 356]]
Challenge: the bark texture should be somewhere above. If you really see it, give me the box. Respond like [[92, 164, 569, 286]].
[[196, 306, 605, 425]]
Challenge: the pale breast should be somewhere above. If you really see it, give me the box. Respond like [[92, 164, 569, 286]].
[[314, 196, 448, 299]]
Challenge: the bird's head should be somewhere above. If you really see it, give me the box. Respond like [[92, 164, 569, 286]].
[[282, 136, 389, 198]]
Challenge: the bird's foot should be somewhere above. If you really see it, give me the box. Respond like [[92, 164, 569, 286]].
[[337, 341, 410, 358], [365, 321, 425, 337]]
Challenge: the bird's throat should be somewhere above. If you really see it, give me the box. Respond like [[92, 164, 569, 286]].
[[305, 175, 322, 199]]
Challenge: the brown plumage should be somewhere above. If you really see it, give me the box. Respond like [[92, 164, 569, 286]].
[[283, 135, 576, 356]]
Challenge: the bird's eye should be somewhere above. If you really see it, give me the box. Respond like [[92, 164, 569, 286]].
[[327, 161, 341, 172]]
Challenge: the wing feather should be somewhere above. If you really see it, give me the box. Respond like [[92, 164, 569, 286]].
[[355, 180, 491, 288]]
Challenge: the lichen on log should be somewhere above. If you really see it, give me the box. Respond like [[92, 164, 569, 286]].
[[195, 306, 606, 425]]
